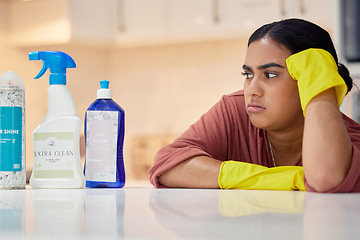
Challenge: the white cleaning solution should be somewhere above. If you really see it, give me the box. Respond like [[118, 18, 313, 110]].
[[29, 51, 85, 188]]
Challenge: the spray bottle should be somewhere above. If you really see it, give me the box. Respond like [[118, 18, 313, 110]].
[[84, 80, 125, 188], [29, 51, 85, 188]]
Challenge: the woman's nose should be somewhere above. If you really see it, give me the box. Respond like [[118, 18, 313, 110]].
[[244, 77, 263, 97]]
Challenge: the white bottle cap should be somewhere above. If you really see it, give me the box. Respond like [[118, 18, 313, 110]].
[[97, 80, 112, 99]]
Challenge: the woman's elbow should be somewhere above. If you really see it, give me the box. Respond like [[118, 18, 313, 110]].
[[306, 171, 346, 193], [158, 170, 174, 187]]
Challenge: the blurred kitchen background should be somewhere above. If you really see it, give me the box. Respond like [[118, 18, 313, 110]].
[[0, 0, 359, 183]]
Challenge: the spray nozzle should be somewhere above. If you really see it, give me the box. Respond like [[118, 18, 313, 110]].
[[29, 51, 76, 85]]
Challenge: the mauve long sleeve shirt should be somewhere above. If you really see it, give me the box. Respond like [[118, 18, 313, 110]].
[[149, 90, 360, 192]]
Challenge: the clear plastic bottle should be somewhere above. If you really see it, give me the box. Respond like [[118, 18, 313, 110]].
[[0, 71, 26, 189], [84, 80, 125, 188]]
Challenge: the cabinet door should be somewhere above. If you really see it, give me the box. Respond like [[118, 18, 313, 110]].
[[283, 0, 334, 30], [302, 0, 334, 30], [10, 0, 70, 46], [167, 0, 215, 35], [116, 0, 166, 43], [166, 0, 282, 40], [218, 0, 282, 37], [10, 0, 117, 46], [70, 0, 117, 44], [10, 0, 166, 46]]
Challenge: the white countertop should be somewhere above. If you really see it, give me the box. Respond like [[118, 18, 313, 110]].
[[1, 186, 360, 240]]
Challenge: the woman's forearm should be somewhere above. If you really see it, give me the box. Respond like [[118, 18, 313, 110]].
[[303, 88, 352, 192], [158, 156, 222, 188]]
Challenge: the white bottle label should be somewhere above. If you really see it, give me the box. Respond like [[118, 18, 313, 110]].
[[85, 111, 118, 182], [33, 132, 75, 178]]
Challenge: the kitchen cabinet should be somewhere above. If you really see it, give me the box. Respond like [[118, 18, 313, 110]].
[[167, 0, 215, 35], [9, 0, 334, 47], [166, 0, 282, 41], [146, 0, 334, 41], [213, 0, 334, 37], [165, 0, 334, 41], [115, 0, 166, 45], [9, 0, 166, 46], [10, 0, 71, 46], [10, 0, 117, 46], [282, 0, 334, 30], [216, 0, 282, 37]]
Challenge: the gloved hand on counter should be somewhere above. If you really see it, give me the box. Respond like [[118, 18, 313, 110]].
[[286, 48, 347, 116], [218, 161, 306, 191]]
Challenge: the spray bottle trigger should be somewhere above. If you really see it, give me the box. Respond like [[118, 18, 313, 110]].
[[34, 61, 49, 79]]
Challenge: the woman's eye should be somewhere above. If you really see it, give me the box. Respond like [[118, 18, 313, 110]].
[[265, 72, 277, 79], [241, 72, 253, 79]]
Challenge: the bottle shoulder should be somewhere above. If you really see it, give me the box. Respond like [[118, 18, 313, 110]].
[[34, 116, 82, 132], [87, 99, 124, 112]]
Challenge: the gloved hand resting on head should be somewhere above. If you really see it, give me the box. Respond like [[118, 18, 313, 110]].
[[286, 48, 347, 116]]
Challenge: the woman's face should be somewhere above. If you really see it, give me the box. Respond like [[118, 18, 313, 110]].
[[243, 37, 304, 131]]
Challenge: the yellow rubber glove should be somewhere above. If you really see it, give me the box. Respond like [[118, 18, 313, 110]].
[[286, 48, 347, 115], [218, 161, 306, 191]]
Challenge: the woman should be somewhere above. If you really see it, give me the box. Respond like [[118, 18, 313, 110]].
[[149, 19, 360, 193]]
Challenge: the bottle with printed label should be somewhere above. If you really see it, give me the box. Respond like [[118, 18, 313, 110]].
[[0, 71, 26, 189], [29, 51, 85, 189], [84, 80, 125, 188]]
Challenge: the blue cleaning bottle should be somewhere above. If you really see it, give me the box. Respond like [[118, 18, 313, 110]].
[[84, 80, 125, 188]]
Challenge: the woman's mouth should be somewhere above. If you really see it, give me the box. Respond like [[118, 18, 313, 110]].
[[247, 102, 266, 113]]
